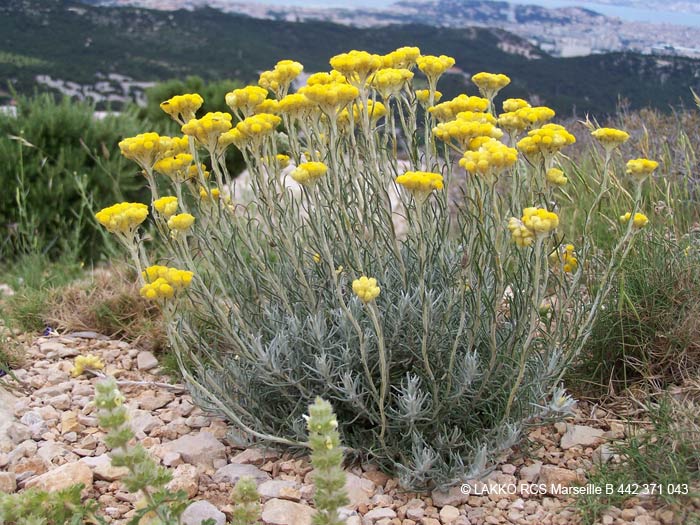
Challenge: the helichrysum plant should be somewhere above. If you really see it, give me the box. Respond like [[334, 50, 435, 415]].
[[103, 46, 654, 489], [306, 398, 349, 525]]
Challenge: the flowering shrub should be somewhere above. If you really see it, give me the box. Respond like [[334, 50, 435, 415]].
[[101, 47, 654, 489]]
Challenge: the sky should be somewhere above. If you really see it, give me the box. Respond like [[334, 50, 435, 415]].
[[240, 0, 700, 27]]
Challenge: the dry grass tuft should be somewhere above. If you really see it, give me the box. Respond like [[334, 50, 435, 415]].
[[45, 265, 166, 352]]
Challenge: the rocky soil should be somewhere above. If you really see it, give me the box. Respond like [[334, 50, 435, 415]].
[[0, 333, 692, 525]]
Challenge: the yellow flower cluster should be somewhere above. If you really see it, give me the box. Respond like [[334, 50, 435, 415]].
[[339, 100, 387, 128], [415, 89, 442, 107], [160, 93, 203, 124], [259, 59, 304, 96], [416, 55, 455, 84], [225, 86, 269, 117], [95, 202, 149, 235], [381, 46, 421, 69], [153, 196, 178, 218], [307, 70, 347, 86], [429, 95, 489, 122], [140, 265, 194, 300], [71, 354, 105, 377], [330, 50, 383, 86], [291, 161, 328, 186], [626, 158, 658, 180], [199, 187, 221, 201], [502, 98, 530, 112], [352, 276, 381, 303], [255, 99, 280, 114], [278, 93, 316, 119], [459, 138, 518, 178], [395, 171, 444, 202], [219, 113, 281, 150], [498, 106, 556, 134], [118, 133, 188, 171], [549, 244, 578, 273], [591, 127, 630, 151], [471, 72, 511, 100], [298, 83, 360, 115], [546, 168, 568, 187], [181, 112, 233, 151], [167, 213, 195, 232], [154, 153, 194, 181], [620, 212, 649, 228], [432, 112, 502, 149], [370, 68, 414, 99], [276, 154, 291, 169], [509, 207, 560, 247], [517, 124, 576, 161]]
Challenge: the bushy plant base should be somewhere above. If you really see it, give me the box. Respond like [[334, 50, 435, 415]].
[[100, 47, 656, 489]]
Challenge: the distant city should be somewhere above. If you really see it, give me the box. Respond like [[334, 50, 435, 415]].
[[93, 0, 700, 58]]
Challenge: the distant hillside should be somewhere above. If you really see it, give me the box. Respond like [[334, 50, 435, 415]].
[[1, 0, 700, 115]]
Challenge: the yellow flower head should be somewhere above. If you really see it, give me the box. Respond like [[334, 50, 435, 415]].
[[459, 138, 518, 179], [352, 276, 381, 303], [276, 154, 291, 169], [517, 123, 576, 161], [290, 161, 328, 186], [199, 187, 221, 201], [428, 94, 489, 122], [153, 153, 194, 182], [546, 168, 568, 187], [118, 132, 181, 172], [259, 59, 304, 97], [278, 93, 315, 119], [522, 207, 560, 235], [330, 50, 383, 87], [432, 112, 502, 149], [219, 113, 281, 151], [167, 213, 195, 232], [254, 98, 280, 115], [225, 86, 269, 117], [549, 244, 578, 273], [507, 217, 535, 248], [416, 89, 442, 107], [181, 112, 233, 152], [395, 171, 444, 203], [141, 265, 194, 300], [370, 68, 414, 99], [620, 212, 649, 229], [591, 127, 630, 151], [71, 354, 105, 377], [306, 70, 348, 86], [153, 196, 178, 218], [298, 83, 360, 116], [381, 46, 421, 69], [626, 158, 658, 181], [95, 202, 149, 236], [471, 72, 511, 100], [416, 55, 455, 85], [338, 100, 387, 129], [502, 98, 530, 113], [159, 93, 204, 124]]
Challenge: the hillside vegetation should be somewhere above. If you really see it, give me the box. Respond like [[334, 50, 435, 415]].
[[2, 0, 700, 115]]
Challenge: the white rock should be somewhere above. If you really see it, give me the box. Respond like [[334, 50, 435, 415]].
[[0, 472, 16, 493], [230, 447, 280, 465], [181, 500, 226, 525], [344, 472, 375, 508], [213, 463, 271, 485], [439, 505, 460, 523], [258, 479, 300, 500], [167, 464, 199, 498], [137, 351, 158, 371], [6, 423, 31, 444], [560, 424, 605, 450], [162, 431, 226, 467], [80, 454, 129, 481], [25, 462, 93, 492], [519, 461, 542, 482], [129, 409, 160, 435], [363, 508, 396, 521], [262, 498, 315, 525]]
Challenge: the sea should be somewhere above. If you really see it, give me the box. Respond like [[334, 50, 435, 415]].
[[243, 0, 700, 28]]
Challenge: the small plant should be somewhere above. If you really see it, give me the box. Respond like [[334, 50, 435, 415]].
[[100, 46, 653, 488], [0, 484, 103, 525], [94, 377, 189, 524], [230, 477, 261, 525], [307, 398, 349, 525], [577, 394, 700, 524]]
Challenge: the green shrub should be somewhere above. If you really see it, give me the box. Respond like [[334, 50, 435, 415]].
[[0, 93, 147, 261]]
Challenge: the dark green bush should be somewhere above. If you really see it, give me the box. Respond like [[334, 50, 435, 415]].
[[0, 93, 148, 261]]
